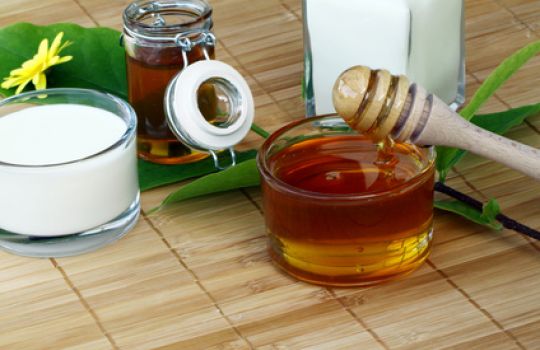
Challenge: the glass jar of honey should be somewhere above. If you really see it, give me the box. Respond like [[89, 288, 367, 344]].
[[123, 0, 215, 164], [258, 115, 435, 286]]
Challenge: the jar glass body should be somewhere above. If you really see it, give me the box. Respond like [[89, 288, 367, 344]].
[[303, 0, 465, 116], [257, 115, 435, 286], [123, 0, 215, 164]]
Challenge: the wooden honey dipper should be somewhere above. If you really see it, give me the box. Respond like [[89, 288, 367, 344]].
[[333, 66, 540, 180]]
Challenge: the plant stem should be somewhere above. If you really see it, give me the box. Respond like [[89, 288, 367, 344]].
[[434, 182, 540, 241], [251, 123, 270, 139]]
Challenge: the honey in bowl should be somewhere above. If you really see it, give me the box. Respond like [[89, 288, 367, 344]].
[[258, 116, 435, 287]]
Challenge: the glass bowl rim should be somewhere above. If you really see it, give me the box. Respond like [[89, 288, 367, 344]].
[[257, 114, 436, 201], [0, 88, 137, 168]]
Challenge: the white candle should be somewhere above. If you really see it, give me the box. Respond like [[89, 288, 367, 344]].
[[305, 0, 463, 115], [0, 104, 139, 237]]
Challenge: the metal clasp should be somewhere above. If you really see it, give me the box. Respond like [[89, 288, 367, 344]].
[[175, 30, 216, 69], [173, 31, 240, 171], [209, 148, 237, 170]]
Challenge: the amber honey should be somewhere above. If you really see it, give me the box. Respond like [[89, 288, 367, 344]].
[[123, 0, 215, 164], [126, 46, 215, 164], [258, 118, 434, 286]]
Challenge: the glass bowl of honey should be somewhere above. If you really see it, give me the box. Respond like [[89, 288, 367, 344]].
[[257, 115, 435, 287]]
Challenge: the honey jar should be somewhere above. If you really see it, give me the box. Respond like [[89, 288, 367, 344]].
[[258, 115, 435, 286], [123, 0, 216, 164]]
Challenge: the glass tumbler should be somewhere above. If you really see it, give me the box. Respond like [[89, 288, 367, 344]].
[[0, 89, 140, 258], [303, 0, 465, 116], [257, 115, 435, 286]]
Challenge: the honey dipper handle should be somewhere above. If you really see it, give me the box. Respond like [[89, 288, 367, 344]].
[[417, 95, 540, 180]]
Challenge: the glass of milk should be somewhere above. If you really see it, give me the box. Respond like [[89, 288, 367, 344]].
[[303, 0, 465, 116], [0, 89, 140, 257]]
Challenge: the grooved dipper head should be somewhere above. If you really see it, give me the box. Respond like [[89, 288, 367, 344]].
[[332, 66, 371, 124], [332, 66, 411, 140]]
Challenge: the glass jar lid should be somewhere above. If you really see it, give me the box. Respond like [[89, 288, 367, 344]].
[[164, 60, 255, 168]]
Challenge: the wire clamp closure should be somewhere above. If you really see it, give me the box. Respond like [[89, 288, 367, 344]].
[[164, 32, 253, 171], [209, 148, 237, 170], [175, 31, 216, 69]]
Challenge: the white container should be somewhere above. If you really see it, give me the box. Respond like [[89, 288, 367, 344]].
[[303, 0, 465, 116], [0, 89, 140, 257]]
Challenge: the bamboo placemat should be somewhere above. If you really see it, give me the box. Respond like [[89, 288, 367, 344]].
[[1, 0, 539, 349]]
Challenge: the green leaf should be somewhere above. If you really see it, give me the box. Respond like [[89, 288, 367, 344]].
[[481, 199, 501, 226], [154, 159, 261, 210], [460, 40, 540, 121], [138, 150, 258, 191], [435, 199, 503, 231], [0, 23, 127, 99], [436, 40, 540, 182], [436, 102, 540, 181]]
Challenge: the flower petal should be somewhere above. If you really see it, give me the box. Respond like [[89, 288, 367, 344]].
[[49, 56, 59, 66], [21, 58, 37, 69], [36, 38, 49, 62], [56, 55, 73, 64], [33, 73, 47, 90], [15, 78, 32, 94], [9, 68, 24, 76], [2, 77, 24, 88], [1, 79, 15, 89], [49, 32, 63, 57]]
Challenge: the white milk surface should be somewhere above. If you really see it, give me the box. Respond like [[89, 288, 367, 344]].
[[306, 0, 462, 114], [0, 104, 139, 236]]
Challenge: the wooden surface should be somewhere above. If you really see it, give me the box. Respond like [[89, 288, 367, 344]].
[[1, 0, 540, 349]]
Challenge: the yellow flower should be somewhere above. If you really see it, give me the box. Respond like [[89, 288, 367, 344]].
[[1, 32, 72, 94]]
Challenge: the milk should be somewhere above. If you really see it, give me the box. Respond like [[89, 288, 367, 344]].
[[304, 0, 464, 115], [407, 0, 464, 104], [0, 104, 139, 237]]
